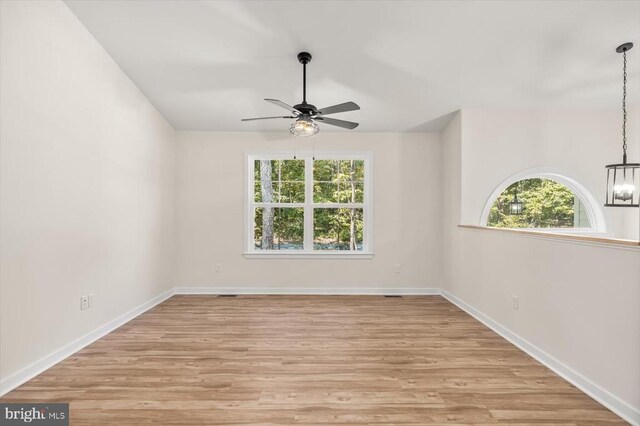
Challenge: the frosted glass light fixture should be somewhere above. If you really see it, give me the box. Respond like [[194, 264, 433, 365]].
[[605, 42, 639, 207], [289, 115, 319, 137]]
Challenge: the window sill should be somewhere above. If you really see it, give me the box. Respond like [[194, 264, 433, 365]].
[[243, 252, 374, 259], [458, 225, 640, 249]]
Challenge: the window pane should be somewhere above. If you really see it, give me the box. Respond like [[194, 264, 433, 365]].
[[313, 159, 365, 203], [339, 160, 364, 181], [254, 207, 304, 250], [254, 159, 305, 203], [487, 178, 591, 229], [255, 182, 305, 203], [279, 181, 305, 203], [254, 181, 262, 202], [573, 197, 590, 228], [313, 208, 363, 250], [313, 182, 364, 203]]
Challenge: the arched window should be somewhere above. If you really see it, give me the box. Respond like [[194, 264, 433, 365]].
[[481, 171, 606, 232]]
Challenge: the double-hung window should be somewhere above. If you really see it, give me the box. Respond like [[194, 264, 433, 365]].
[[246, 152, 372, 256]]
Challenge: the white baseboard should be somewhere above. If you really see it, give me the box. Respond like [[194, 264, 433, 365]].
[[441, 290, 639, 426], [2, 285, 636, 426], [0, 288, 175, 397], [0, 286, 437, 396], [173, 286, 441, 296]]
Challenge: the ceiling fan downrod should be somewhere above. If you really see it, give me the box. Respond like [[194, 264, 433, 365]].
[[298, 52, 312, 105]]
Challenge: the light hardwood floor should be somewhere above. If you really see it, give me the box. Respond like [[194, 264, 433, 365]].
[[1, 295, 624, 425]]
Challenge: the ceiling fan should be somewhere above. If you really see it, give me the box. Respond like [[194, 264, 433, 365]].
[[241, 52, 360, 136]]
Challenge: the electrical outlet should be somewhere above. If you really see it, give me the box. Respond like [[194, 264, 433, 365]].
[[88, 293, 94, 308], [512, 295, 519, 310], [394, 264, 401, 273], [80, 295, 89, 311], [215, 263, 222, 273]]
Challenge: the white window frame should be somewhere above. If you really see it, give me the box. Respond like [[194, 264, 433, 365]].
[[480, 168, 606, 234], [244, 151, 373, 258]]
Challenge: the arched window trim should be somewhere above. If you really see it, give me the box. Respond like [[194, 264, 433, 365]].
[[480, 168, 606, 233]]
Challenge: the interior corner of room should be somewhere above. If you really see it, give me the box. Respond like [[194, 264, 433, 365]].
[[1, 0, 639, 425]]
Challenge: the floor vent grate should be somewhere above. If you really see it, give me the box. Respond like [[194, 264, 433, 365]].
[[384, 295, 403, 298], [217, 294, 237, 297]]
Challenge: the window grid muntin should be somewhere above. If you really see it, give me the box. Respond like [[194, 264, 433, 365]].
[[248, 153, 371, 254]]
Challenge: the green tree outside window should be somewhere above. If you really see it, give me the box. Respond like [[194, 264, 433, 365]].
[[487, 178, 590, 229]]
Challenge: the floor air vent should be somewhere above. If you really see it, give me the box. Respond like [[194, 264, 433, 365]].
[[384, 295, 403, 298], [217, 294, 237, 297]]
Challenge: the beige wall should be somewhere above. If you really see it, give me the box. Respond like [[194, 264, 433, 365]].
[[460, 109, 640, 240], [440, 112, 462, 291], [450, 229, 639, 416], [442, 112, 640, 420], [1, 1, 637, 420], [0, 1, 176, 383], [175, 131, 442, 291]]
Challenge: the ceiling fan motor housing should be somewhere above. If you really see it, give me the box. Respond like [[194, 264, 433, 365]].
[[297, 51, 312, 64], [293, 103, 317, 115]]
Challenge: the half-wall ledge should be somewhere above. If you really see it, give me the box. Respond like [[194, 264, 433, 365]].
[[458, 225, 640, 249], [243, 252, 375, 259]]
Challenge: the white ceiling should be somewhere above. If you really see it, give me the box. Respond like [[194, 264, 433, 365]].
[[65, 0, 640, 132]]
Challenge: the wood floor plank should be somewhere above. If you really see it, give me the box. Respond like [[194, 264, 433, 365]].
[[1, 295, 625, 424]]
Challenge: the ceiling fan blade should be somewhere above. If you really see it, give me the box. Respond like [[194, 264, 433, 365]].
[[265, 99, 301, 116], [241, 116, 295, 121], [318, 101, 360, 116], [316, 117, 359, 130]]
